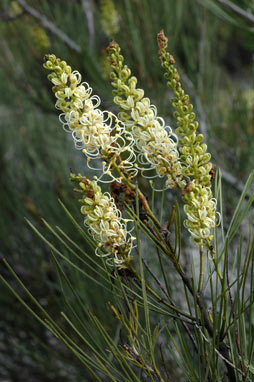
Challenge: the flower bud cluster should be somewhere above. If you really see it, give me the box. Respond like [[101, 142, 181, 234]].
[[71, 173, 134, 268], [158, 30, 217, 246], [43, 54, 137, 182], [107, 42, 185, 190]]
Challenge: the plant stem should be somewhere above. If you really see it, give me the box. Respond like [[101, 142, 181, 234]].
[[109, 152, 236, 381], [127, 263, 195, 322], [110, 157, 161, 228], [210, 247, 223, 281], [198, 245, 205, 292]]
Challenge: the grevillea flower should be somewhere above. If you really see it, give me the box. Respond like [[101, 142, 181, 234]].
[[107, 42, 185, 190], [158, 30, 217, 246], [71, 173, 135, 268], [43, 54, 137, 182], [183, 184, 217, 246]]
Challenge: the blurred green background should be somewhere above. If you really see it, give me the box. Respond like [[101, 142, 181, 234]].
[[0, 0, 254, 380]]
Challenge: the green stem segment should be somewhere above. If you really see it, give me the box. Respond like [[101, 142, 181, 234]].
[[198, 245, 205, 292]]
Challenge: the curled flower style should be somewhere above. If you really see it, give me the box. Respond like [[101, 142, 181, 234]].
[[107, 42, 185, 190], [158, 30, 217, 246], [43, 54, 137, 182], [71, 173, 135, 268]]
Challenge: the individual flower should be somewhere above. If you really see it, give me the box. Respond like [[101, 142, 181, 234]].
[[158, 30, 217, 246], [107, 42, 185, 190], [71, 173, 134, 268], [43, 54, 137, 182]]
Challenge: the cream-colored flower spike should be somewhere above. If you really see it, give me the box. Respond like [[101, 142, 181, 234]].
[[71, 173, 134, 268], [108, 42, 185, 190], [44, 54, 137, 183], [183, 184, 217, 246], [130, 98, 185, 189], [158, 31, 218, 247]]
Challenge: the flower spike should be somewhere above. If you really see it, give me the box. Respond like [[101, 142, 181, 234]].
[[43, 54, 137, 183], [71, 173, 135, 268], [107, 42, 185, 190], [158, 30, 218, 246]]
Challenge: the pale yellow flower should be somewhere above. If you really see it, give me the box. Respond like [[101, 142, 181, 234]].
[[71, 174, 134, 268], [108, 42, 185, 190], [44, 54, 137, 182], [183, 184, 217, 246], [158, 31, 218, 246]]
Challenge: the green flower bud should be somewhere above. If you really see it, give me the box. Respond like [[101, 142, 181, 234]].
[[199, 153, 211, 165], [195, 145, 205, 155], [196, 134, 204, 143]]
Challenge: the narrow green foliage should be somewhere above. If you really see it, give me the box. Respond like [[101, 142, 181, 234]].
[[1, 8, 254, 381]]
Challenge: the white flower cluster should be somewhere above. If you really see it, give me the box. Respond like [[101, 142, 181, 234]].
[[126, 97, 185, 189], [108, 46, 185, 190], [44, 55, 137, 182], [44, 55, 138, 267], [183, 184, 217, 246], [72, 174, 134, 268]]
